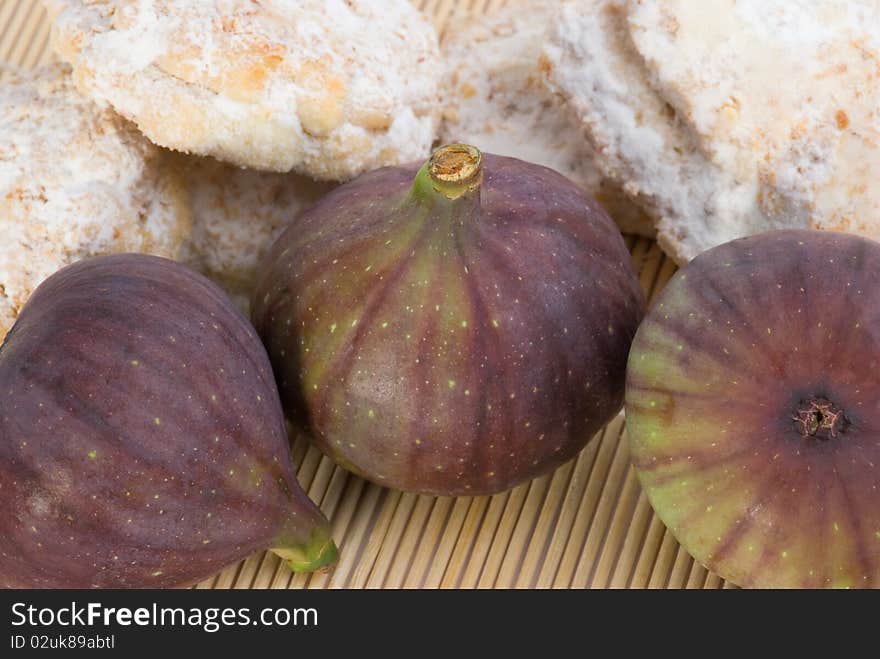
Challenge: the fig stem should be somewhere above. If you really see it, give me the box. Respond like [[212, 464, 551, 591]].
[[422, 144, 483, 200], [270, 526, 339, 573]]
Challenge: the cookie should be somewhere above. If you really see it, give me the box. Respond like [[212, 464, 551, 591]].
[[440, 1, 652, 236], [178, 156, 334, 311], [543, 0, 880, 263], [0, 63, 190, 340], [46, 0, 441, 180], [627, 0, 880, 260], [543, 0, 760, 263]]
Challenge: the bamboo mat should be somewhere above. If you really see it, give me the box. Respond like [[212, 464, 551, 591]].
[[0, 0, 731, 589]]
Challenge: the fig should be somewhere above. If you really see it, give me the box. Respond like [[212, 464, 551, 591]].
[[252, 144, 644, 495], [626, 230, 880, 588], [0, 254, 336, 588]]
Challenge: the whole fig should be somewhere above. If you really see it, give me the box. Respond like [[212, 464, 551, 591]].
[[253, 145, 644, 495], [0, 255, 336, 588], [627, 230, 880, 588]]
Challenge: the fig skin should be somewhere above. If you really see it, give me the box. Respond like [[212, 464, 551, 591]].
[[252, 145, 644, 495], [626, 230, 880, 588], [0, 254, 336, 588]]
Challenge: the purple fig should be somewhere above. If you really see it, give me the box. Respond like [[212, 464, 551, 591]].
[[253, 144, 644, 495], [627, 230, 880, 588], [0, 254, 336, 588]]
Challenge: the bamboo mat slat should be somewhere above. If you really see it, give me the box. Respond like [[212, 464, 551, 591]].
[[0, 0, 729, 589]]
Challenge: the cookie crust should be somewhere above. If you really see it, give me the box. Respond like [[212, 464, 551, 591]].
[[0, 63, 190, 339], [47, 0, 441, 180]]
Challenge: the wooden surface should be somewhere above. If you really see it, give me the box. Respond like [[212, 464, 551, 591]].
[[0, 0, 730, 589]]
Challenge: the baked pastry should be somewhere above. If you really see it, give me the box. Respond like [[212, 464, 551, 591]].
[[543, 0, 880, 263], [0, 63, 190, 340], [440, 1, 652, 236], [179, 156, 333, 311], [627, 0, 880, 260], [45, 0, 442, 180], [542, 0, 754, 262]]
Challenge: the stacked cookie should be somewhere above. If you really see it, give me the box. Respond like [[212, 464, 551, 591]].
[[1, 0, 441, 338], [45, 0, 440, 179], [3, 0, 878, 340], [441, 0, 880, 263]]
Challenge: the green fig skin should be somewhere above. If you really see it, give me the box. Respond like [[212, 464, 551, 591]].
[[0, 255, 336, 588], [252, 148, 644, 495], [626, 230, 880, 588]]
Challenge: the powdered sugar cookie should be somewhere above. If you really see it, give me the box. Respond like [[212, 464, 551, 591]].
[[440, 1, 652, 236], [179, 156, 334, 311], [627, 0, 880, 260], [543, 0, 880, 263], [0, 63, 190, 341], [46, 0, 441, 181], [542, 0, 758, 263]]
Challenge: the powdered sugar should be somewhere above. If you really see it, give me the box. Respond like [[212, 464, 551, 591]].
[[544, 0, 880, 263], [46, 0, 442, 180], [439, 1, 652, 236], [0, 63, 190, 339]]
